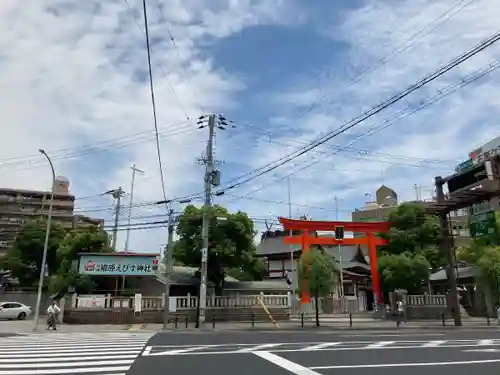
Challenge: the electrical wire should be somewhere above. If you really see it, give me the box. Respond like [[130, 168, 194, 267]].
[[229, 60, 500, 199], [213, 36, 500, 196], [0, 122, 194, 170], [123, 0, 191, 121], [141, 0, 170, 211], [242, 0, 477, 140]]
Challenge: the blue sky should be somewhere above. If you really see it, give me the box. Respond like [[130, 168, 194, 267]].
[[1, 0, 500, 253]]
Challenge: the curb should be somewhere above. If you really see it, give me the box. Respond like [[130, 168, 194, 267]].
[[156, 325, 500, 333]]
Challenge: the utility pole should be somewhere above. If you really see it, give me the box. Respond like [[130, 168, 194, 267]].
[[287, 177, 296, 303], [103, 187, 125, 251], [163, 208, 175, 330], [124, 165, 144, 253], [335, 196, 345, 313], [196, 113, 228, 327], [435, 176, 461, 326]]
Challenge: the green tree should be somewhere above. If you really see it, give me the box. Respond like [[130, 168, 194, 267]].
[[0, 219, 66, 286], [172, 204, 264, 291], [458, 238, 500, 308], [298, 247, 339, 326], [378, 202, 443, 293], [49, 228, 113, 296], [378, 253, 431, 294]]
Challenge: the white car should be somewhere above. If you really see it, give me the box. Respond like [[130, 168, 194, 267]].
[[0, 302, 32, 320]]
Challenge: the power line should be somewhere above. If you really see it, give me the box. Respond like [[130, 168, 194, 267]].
[[228, 60, 500, 199], [0, 122, 194, 170], [141, 0, 169, 212], [123, 0, 191, 121], [243, 0, 476, 138], [213, 37, 500, 196]]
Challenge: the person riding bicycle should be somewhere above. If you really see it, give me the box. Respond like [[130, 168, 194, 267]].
[[47, 301, 60, 330]]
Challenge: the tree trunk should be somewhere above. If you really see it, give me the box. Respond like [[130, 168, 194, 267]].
[[314, 294, 320, 327]]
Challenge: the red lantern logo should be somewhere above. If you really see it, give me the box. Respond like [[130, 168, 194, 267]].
[[85, 261, 96, 272]]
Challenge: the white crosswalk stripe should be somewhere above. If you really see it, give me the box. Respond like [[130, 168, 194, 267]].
[[0, 332, 153, 375], [142, 339, 500, 356]]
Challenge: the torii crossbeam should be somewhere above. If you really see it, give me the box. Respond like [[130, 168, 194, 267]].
[[279, 217, 390, 306]]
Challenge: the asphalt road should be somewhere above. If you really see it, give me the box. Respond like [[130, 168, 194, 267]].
[[131, 328, 500, 375]]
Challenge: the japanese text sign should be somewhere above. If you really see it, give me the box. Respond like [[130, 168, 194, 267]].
[[78, 255, 157, 276]]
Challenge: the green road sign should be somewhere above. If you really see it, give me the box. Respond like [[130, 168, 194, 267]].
[[469, 210, 498, 238]]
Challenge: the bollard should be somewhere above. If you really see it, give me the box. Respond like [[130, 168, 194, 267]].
[[301, 312, 304, 328], [185, 315, 189, 328], [213, 315, 216, 329], [251, 313, 255, 328], [486, 314, 491, 326], [174, 316, 178, 329], [349, 313, 352, 328], [441, 312, 445, 326], [396, 315, 400, 327]]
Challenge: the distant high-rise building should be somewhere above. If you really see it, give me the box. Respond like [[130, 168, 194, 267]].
[[0, 177, 104, 256]]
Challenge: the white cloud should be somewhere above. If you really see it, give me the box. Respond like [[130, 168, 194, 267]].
[[3, 0, 500, 253], [0, 0, 301, 251], [216, 0, 500, 231]]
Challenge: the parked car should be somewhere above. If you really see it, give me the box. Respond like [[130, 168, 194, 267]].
[[0, 302, 32, 320]]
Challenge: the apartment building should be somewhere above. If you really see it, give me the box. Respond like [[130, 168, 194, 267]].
[[0, 176, 103, 256]]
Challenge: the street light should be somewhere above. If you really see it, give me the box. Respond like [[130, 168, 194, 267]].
[[33, 149, 56, 331]]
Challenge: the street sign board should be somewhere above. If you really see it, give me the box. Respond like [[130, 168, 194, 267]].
[[470, 135, 500, 165], [469, 210, 499, 238]]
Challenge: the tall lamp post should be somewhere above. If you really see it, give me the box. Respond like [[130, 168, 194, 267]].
[[33, 149, 56, 331]]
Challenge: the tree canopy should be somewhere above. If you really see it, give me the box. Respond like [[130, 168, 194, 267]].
[[0, 219, 66, 285], [0, 220, 113, 293], [378, 202, 442, 293], [171, 204, 265, 290], [458, 222, 500, 308], [298, 247, 339, 326], [49, 228, 113, 296]]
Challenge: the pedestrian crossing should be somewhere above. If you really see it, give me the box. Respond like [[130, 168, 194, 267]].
[[0, 331, 153, 375], [142, 339, 500, 356]]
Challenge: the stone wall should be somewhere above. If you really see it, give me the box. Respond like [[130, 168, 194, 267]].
[[63, 307, 290, 325]]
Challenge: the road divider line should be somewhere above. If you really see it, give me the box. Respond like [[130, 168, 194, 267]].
[[302, 343, 341, 351], [366, 341, 396, 348], [310, 358, 500, 369], [254, 351, 322, 375], [421, 340, 446, 347], [235, 344, 281, 352], [479, 339, 495, 346]]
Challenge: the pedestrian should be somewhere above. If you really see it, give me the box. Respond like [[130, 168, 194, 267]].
[[47, 301, 60, 330]]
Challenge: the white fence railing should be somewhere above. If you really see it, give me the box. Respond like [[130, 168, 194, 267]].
[[71, 293, 291, 312]]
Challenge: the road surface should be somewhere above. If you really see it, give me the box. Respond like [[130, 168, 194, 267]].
[[131, 328, 500, 375]]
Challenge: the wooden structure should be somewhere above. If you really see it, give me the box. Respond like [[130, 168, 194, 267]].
[[279, 217, 390, 305]]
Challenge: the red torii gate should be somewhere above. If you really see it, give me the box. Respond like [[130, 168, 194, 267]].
[[279, 217, 390, 305]]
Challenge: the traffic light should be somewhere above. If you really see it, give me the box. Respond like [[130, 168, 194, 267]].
[[152, 258, 158, 271], [335, 226, 344, 240]]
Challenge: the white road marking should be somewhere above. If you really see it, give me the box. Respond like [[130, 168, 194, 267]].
[[0, 354, 138, 363], [310, 358, 500, 369], [254, 351, 322, 375], [142, 346, 152, 356], [341, 333, 445, 337], [0, 349, 143, 358], [0, 359, 135, 368], [366, 341, 396, 348], [301, 343, 341, 351], [235, 344, 281, 352], [421, 340, 446, 347], [0, 366, 131, 375], [464, 349, 500, 353], [0, 331, 151, 375], [479, 339, 495, 346], [147, 346, 214, 356]]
